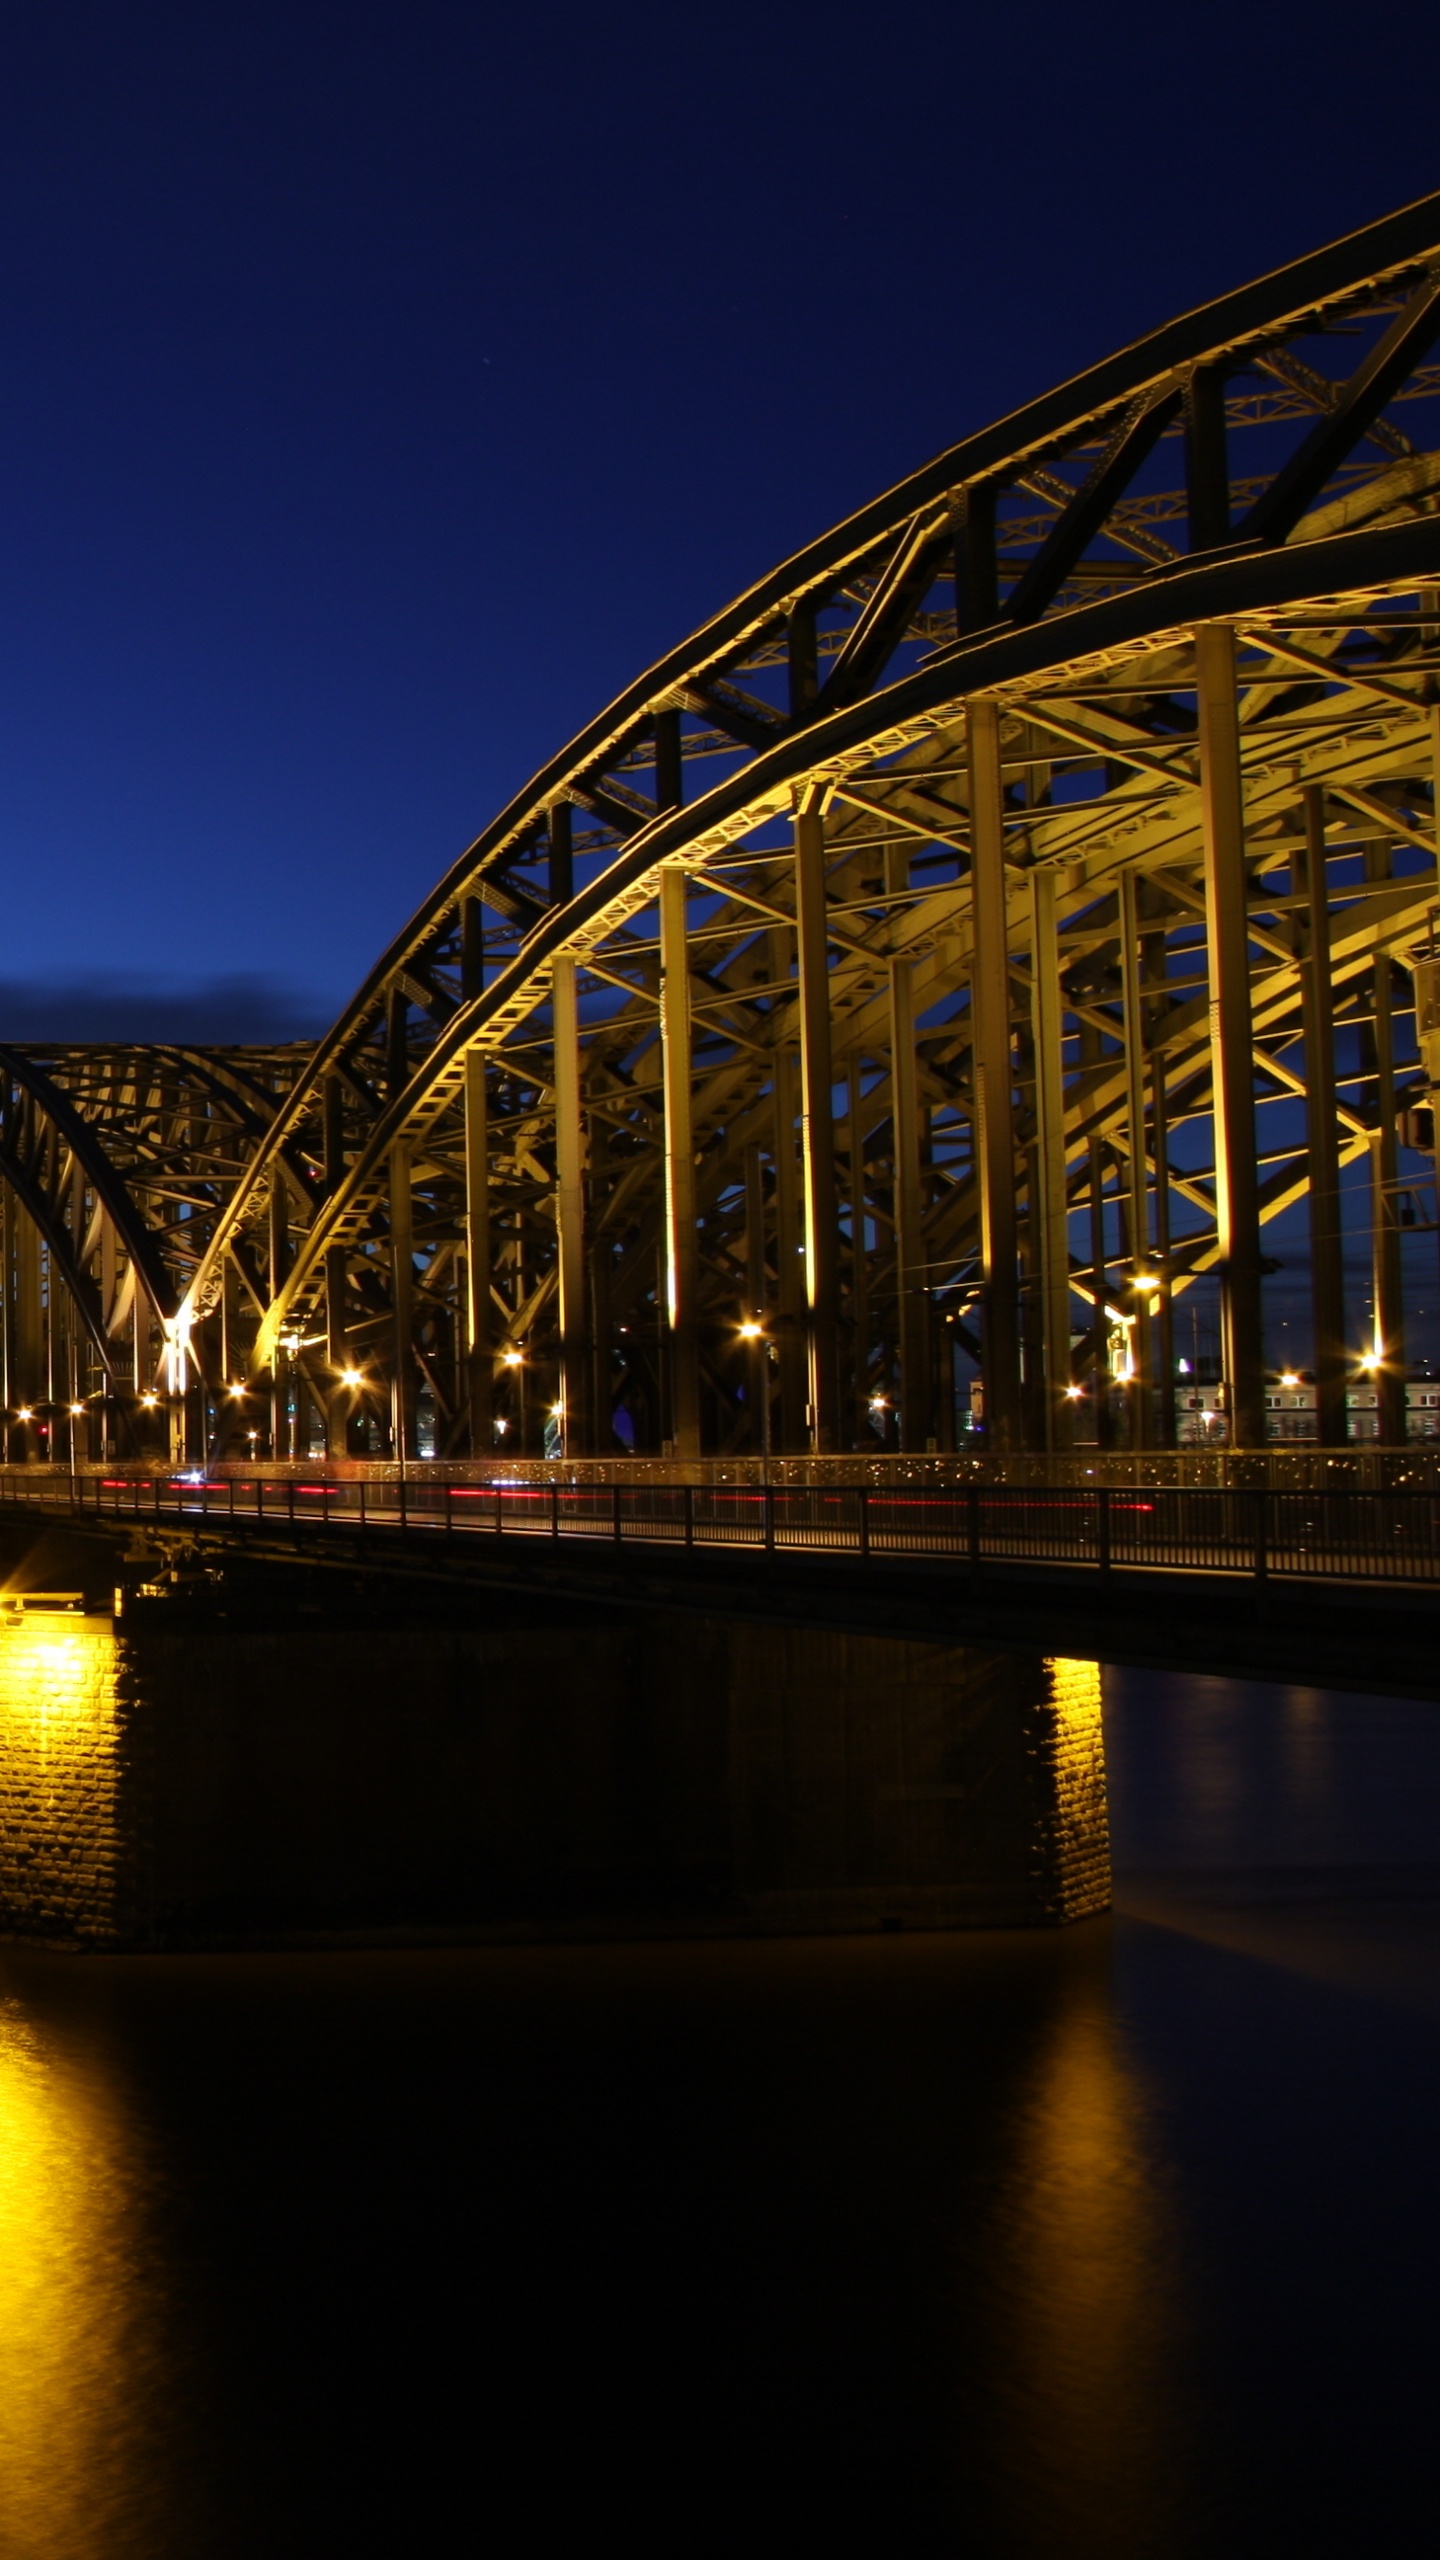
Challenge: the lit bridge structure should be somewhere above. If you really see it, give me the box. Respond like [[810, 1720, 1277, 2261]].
[[5, 191, 1440, 1514]]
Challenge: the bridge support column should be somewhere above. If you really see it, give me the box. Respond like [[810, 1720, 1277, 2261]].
[[552, 956, 590, 1456], [887, 848, 931, 1450], [1365, 841, 1407, 1442], [389, 1141, 416, 1461], [1030, 866, 1074, 1450], [464, 1049, 493, 1459], [325, 1248, 350, 1460], [795, 792, 841, 1451], [0, 1529, 1110, 1946], [1299, 787, 1347, 1445], [659, 864, 701, 1457], [771, 1014, 807, 1454], [1195, 622, 1265, 1448], [968, 696, 1023, 1449], [847, 1056, 872, 1444], [1119, 870, 1154, 1447]]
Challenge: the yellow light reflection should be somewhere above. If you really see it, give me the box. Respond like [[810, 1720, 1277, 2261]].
[[0, 1989, 158, 2554], [984, 1976, 1193, 2546]]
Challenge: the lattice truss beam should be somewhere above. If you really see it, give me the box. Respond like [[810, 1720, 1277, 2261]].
[[7, 193, 1440, 1456]]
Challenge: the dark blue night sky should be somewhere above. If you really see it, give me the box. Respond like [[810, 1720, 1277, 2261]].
[[0, 0, 1432, 1034]]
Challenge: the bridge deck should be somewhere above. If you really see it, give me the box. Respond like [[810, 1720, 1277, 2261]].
[[4, 1464, 1438, 1588], [0, 1465, 1436, 1701]]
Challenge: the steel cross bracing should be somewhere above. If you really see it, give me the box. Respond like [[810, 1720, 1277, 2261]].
[[7, 192, 1440, 1464]]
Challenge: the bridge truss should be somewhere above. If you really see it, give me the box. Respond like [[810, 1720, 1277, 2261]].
[[7, 193, 1440, 1463]]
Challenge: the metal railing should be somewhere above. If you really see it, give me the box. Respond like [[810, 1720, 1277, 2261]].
[[4, 1467, 1440, 1589]]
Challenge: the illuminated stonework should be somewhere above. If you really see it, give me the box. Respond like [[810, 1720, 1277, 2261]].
[[0, 1620, 135, 1945], [1029, 1659, 1111, 1921]]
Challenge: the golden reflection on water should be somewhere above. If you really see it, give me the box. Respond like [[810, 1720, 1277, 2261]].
[[0, 1983, 167, 2559], [981, 1969, 1192, 2553]]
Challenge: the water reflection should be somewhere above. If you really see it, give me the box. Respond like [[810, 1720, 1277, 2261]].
[[972, 1964, 1192, 2556], [0, 1985, 176, 2559]]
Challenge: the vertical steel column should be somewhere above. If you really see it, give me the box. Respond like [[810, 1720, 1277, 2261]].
[[324, 1247, 349, 1459], [847, 1055, 871, 1443], [551, 953, 589, 1455], [1365, 839, 1406, 1442], [15, 1213, 41, 1427], [1298, 787, 1347, 1446], [267, 1180, 289, 1459], [589, 1231, 612, 1457], [794, 792, 840, 1450], [464, 1048, 492, 1458], [743, 1141, 769, 1454], [659, 864, 701, 1456], [1029, 865, 1073, 1448], [1119, 869, 1153, 1447], [770, 936, 807, 1453], [1195, 623, 1265, 1448], [886, 844, 930, 1448], [322, 1071, 348, 1458], [967, 696, 1023, 1448], [389, 1141, 415, 1460]]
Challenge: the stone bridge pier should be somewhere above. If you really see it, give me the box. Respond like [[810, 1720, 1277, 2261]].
[[0, 1523, 1109, 1949]]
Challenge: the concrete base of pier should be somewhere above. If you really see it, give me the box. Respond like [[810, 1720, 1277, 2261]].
[[0, 1524, 1109, 1949]]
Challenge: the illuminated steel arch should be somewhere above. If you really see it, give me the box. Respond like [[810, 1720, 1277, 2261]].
[[87, 192, 1440, 1456], [0, 1043, 314, 1454]]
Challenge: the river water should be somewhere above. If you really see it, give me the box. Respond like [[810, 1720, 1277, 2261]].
[[1, 1667, 1437, 2558]]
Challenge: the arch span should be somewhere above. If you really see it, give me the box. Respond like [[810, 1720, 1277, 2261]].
[[34, 192, 1440, 1460]]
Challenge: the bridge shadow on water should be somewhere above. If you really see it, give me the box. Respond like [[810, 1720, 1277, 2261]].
[[0, 1640, 1437, 2553]]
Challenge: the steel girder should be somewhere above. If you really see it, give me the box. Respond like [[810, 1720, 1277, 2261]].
[[14, 191, 1440, 1456]]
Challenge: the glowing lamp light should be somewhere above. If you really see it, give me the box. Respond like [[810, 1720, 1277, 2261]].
[[228, 1382, 246, 1399], [1280, 1371, 1300, 1389], [69, 1403, 85, 1418], [15, 1407, 32, 1422], [339, 1367, 364, 1390], [738, 1320, 763, 1341], [1132, 1269, 1161, 1295], [140, 1392, 159, 1409], [1064, 1384, 1085, 1401], [501, 1348, 523, 1368], [868, 1393, 888, 1411]]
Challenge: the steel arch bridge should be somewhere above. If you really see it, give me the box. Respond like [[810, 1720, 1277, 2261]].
[[7, 190, 1440, 1468]]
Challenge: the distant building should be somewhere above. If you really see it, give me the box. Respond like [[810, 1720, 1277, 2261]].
[[1174, 1375, 1440, 1444]]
